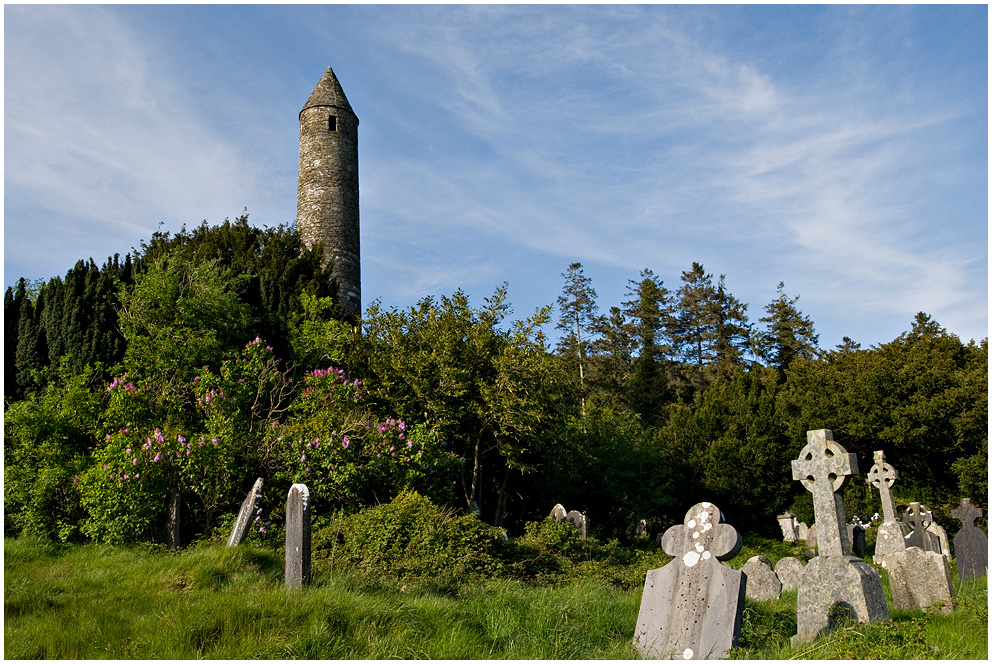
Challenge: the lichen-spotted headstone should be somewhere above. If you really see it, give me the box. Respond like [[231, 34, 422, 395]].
[[741, 556, 781, 602], [633, 502, 745, 660], [884, 546, 955, 614], [791, 430, 889, 643], [285, 483, 311, 589], [550, 503, 567, 523], [227, 478, 264, 547], [866, 450, 908, 564], [951, 498, 988, 582]]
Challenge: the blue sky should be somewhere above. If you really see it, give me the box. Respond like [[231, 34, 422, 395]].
[[4, 4, 988, 350]]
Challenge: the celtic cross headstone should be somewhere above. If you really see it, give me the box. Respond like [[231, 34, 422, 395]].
[[903, 502, 934, 552], [634, 502, 745, 659], [791, 430, 889, 643], [951, 498, 987, 582], [866, 450, 907, 563], [791, 429, 857, 557]]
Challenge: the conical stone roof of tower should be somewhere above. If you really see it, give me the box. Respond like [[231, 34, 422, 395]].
[[301, 67, 356, 119]]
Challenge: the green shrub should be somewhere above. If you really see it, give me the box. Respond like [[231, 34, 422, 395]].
[[314, 490, 509, 588]]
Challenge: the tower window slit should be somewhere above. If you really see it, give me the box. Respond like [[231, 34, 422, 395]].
[[328, 115, 337, 131]]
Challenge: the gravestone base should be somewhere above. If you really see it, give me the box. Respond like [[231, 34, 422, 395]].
[[792, 555, 889, 643], [885, 548, 955, 614], [873, 521, 907, 564]]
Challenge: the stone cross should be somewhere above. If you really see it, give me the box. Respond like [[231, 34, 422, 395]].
[[634, 502, 745, 659], [951, 498, 988, 582], [227, 477, 264, 547], [866, 450, 899, 523], [866, 450, 908, 563], [903, 502, 933, 552], [285, 483, 311, 589], [791, 429, 857, 557], [791, 430, 889, 642]]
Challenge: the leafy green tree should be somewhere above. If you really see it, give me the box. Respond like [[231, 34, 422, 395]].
[[356, 286, 576, 527], [710, 275, 752, 379], [3, 358, 103, 541], [756, 282, 819, 373], [622, 269, 679, 423], [587, 306, 634, 412], [118, 254, 251, 422], [780, 313, 987, 511], [556, 263, 599, 418]]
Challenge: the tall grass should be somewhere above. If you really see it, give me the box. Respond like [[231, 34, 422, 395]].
[[4, 535, 987, 659]]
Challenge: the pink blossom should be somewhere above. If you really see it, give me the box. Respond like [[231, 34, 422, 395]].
[[133, 458, 139, 466]]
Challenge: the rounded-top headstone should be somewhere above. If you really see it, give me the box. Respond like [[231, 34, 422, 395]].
[[741, 556, 782, 601], [774, 556, 804, 591]]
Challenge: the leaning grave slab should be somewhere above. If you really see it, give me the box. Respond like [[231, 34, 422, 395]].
[[791, 430, 889, 643], [634, 502, 745, 660], [227, 477, 264, 547]]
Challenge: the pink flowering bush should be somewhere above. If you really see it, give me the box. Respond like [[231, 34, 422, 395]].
[[280, 365, 458, 511]]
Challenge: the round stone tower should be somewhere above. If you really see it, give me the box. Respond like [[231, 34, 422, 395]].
[[296, 67, 360, 319]]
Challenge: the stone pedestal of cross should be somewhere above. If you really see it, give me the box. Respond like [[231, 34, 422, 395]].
[[866, 450, 908, 564], [791, 430, 889, 643], [634, 502, 745, 659], [951, 498, 987, 582]]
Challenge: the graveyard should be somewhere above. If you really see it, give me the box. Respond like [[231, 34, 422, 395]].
[[4, 468, 988, 659], [4, 222, 988, 659]]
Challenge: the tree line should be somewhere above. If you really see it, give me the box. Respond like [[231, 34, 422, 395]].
[[4, 218, 987, 548]]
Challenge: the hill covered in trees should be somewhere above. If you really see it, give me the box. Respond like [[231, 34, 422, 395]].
[[4, 217, 987, 547]]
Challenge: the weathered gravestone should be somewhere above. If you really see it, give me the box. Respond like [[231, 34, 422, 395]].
[[847, 517, 867, 558], [791, 430, 889, 643], [796, 521, 809, 543], [741, 556, 782, 602], [565, 509, 589, 539], [866, 450, 908, 564], [926, 518, 950, 558], [550, 503, 567, 523], [285, 483, 311, 589], [227, 478, 264, 547], [804, 523, 818, 558], [777, 511, 799, 542], [884, 502, 955, 614], [774, 556, 804, 592], [634, 502, 745, 659], [951, 498, 988, 582]]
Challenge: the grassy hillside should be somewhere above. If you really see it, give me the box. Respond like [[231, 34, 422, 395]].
[[4, 535, 986, 659]]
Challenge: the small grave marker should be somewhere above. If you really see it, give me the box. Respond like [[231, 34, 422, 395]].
[[741, 556, 781, 602], [951, 498, 988, 582], [633, 502, 745, 660], [774, 557, 804, 592], [565, 509, 589, 539], [227, 478, 264, 547], [791, 430, 889, 642], [285, 483, 311, 589], [777, 511, 798, 542]]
